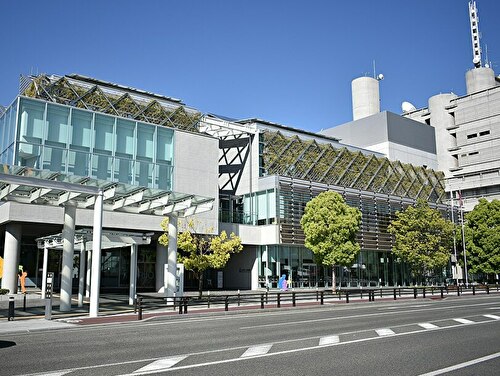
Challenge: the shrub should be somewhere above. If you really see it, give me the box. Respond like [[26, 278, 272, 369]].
[[0, 289, 10, 295]]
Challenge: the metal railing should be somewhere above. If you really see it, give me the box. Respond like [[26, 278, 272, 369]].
[[134, 284, 499, 320]]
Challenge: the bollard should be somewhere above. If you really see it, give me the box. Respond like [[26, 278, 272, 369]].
[[225, 296, 229, 311], [178, 298, 183, 314], [292, 292, 296, 307], [320, 291, 324, 305], [237, 290, 241, 307], [440, 287, 444, 299], [23, 294, 27, 311], [472, 285, 476, 295], [45, 298, 52, 320], [266, 291, 269, 304], [260, 294, 264, 309], [183, 298, 188, 314], [316, 289, 319, 301], [346, 291, 350, 303], [207, 291, 210, 308], [457, 286, 460, 296], [8, 296, 15, 321], [413, 288, 417, 299], [134, 298, 137, 314], [486, 285, 490, 295], [138, 298, 143, 320], [393, 288, 397, 300], [423, 288, 426, 298], [372, 290, 375, 301], [277, 293, 281, 308]]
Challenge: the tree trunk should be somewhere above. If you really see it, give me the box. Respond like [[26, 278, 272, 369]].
[[198, 274, 203, 298], [332, 266, 336, 293]]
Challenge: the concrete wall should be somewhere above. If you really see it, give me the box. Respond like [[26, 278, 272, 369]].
[[173, 130, 219, 233], [223, 245, 257, 290], [320, 111, 437, 167]]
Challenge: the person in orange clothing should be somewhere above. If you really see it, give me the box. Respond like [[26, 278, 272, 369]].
[[18, 270, 28, 294]]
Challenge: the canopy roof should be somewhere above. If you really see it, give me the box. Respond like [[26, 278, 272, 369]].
[[0, 164, 214, 217]]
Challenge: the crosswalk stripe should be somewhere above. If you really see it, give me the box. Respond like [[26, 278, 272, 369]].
[[133, 356, 187, 373], [240, 344, 273, 358], [375, 328, 395, 336], [453, 318, 474, 324], [418, 323, 438, 329], [319, 335, 340, 346], [484, 314, 500, 320]]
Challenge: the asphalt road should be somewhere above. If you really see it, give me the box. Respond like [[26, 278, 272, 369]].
[[1, 295, 499, 376]]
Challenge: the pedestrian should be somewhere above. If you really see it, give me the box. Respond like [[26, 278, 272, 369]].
[[18, 269, 28, 294]]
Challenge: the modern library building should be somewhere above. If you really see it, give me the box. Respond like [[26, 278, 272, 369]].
[[0, 73, 451, 313]]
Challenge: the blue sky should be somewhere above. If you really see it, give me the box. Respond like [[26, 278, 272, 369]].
[[1, 0, 499, 132]]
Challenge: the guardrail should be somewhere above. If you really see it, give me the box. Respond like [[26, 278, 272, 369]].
[[135, 284, 499, 320]]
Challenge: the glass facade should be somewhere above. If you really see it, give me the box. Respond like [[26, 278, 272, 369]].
[[219, 189, 276, 225], [1, 97, 174, 190]]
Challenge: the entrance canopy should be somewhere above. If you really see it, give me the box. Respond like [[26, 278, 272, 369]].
[[0, 164, 214, 216], [36, 229, 153, 250]]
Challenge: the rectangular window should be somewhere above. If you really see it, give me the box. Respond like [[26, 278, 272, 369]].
[[70, 109, 92, 151], [479, 130, 490, 136], [116, 119, 135, 157], [94, 114, 114, 154], [46, 104, 69, 146], [467, 133, 477, 139], [137, 123, 154, 161]]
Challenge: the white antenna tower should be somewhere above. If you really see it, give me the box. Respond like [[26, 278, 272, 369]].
[[469, 1, 482, 68]]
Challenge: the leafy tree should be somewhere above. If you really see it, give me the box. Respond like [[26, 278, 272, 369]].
[[300, 191, 362, 292], [387, 199, 453, 284], [461, 198, 500, 278], [159, 219, 242, 296]]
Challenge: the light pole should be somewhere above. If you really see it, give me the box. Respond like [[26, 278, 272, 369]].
[[458, 191, 469, 287]]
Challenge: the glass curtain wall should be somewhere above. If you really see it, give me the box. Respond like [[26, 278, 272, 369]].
[[11, 97, 174, 190], [0, 99, 19, 165]]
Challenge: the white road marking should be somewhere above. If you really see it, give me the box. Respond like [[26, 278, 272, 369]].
[[418, 323, 438, 330], [418, 351, 500, 376], [453, 318, 474, 324], [241, 344, 273, 358], [483, 314, 500, 320], [319, 335, 340, 346], [133, 356, 187, 373], [375, 328, 395, 336]]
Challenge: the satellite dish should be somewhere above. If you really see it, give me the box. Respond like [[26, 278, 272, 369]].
[[377, 73, 384, 81], [402, 101, 417, 113]]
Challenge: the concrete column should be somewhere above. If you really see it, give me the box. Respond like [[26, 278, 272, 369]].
[[41, 244, 49, 299], [60, 205, 76, 312], [90, 191, 104, 317], [166, 215, 178, 298], [1, 223, 22, 294], [85, 248, 91, 298], [78, 242, 86, 307], [129, 244, 138, 305], [156, 242, 167, 291]]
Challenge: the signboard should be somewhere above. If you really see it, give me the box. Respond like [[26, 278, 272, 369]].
[[217, 271, 223, 289], [45, 272, 54, 299]]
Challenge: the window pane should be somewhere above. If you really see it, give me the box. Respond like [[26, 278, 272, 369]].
[[137, 123, 154, 161], [114, 156, 133, 185], [94, 114, 114, 154], [135, 160, 153, 187], [157, 127, 173, 163], [71, 109, 92, 150], [92, 154, 112, 180], [18, 99, 45, 143], [47, 104, 69, 146], [116, 119, 135, 157], [42, 145, 67, 173], [68, 150, 90, 177]]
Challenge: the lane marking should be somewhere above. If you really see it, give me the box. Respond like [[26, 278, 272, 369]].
[[453, 318, 474, 324], [418, 351, 500, 376], [319, 335, 340, 346], [375, 328, 395, 336], [239, 301, 499, 330], [113, 320, 500, 375], [418, 323, 438, 330], [483, 314, 500, 320], [241, 344, 272, 358], [133, 356, 187, 373]]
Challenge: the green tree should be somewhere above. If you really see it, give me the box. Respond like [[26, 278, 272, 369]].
[[159, 219, 243, 296], [300, 191, 362, 292], [388, 199, 453, 284], [461, 198, 500, 278]]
